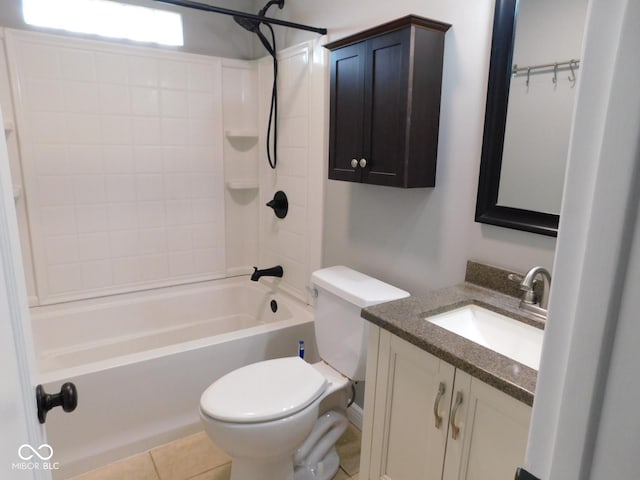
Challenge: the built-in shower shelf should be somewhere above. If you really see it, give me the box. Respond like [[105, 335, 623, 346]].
[[225, 129, 258, 140], [226, 180, 259, 190]]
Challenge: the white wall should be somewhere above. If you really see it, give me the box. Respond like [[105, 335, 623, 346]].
[[499, 0, 588, 215], [278, 0, 557, 294]]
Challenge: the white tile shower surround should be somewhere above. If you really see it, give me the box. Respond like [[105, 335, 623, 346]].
[[257, 43, 326, 303], [0, 30, 38, 305], [0, 29, 325, 306], [5, 29, 227, 304], [221, 59, 259, 277]]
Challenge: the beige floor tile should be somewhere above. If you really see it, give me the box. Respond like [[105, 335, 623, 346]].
[[186, 462, 231, 480], [332, 467, 350, 480], [150, 431, 230, 480], [349, 473, 360, 480], [69, 452, 159, 480], [336, 424, 362, 477]]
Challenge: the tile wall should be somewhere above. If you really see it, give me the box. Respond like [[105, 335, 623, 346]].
[[0, 30, 37, 305], [257, 41, 326, 302], [5, 30, 226, 305], [221, 58, 259, 277], [0, 29, 325, 306]]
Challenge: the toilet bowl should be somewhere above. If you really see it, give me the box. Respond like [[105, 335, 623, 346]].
[[200, 266, 409, 480], [200, 358, 350, 480]]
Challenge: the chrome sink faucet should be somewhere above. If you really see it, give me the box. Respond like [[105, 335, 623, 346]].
[[510, 266, 552, 319]]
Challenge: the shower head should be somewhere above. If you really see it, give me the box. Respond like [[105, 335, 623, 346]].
[[233, 14, 275, 57], [233, 0, 283, 58], [232, 0, 285, 33], [233, 15, 260, 32]]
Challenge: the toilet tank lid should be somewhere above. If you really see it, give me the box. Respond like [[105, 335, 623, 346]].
[[311, 266, 410, 308]]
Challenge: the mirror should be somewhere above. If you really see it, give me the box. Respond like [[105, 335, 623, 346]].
[[475, 0, 588, 237]]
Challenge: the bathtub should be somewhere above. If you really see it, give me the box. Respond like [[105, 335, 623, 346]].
[[29, 277, 318, 479]]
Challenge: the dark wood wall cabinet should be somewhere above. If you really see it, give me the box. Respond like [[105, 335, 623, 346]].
[[325, 15, 451, 188]]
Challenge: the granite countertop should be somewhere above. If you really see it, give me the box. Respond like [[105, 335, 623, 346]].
[[361, 282, 545, 406]]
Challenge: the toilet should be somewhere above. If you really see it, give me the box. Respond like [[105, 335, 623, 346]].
[[199, 266, 409, 480]]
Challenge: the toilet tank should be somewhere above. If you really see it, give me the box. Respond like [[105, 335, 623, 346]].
[[310, 266, 410, 381]]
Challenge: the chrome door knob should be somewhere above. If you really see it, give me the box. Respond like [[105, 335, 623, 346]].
[[359, 158, 367, 168], [351, 159, 358, 168]]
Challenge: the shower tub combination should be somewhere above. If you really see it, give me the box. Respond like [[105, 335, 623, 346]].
[[30, 277, 317, 479]]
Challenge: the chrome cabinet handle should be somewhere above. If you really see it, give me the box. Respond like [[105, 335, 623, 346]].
[[433, 382, 446, 429], [359, 158, 367, 168], [450, 391, 463, 439], [351, 158, 358, 168]]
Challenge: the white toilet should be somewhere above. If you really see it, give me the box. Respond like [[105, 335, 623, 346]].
[[199, 266, 409, 480]]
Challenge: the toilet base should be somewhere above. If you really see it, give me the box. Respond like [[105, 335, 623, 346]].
[[294, 447, 340, 480]]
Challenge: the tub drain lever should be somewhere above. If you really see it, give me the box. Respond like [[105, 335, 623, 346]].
[[36, 382, 78, 424]]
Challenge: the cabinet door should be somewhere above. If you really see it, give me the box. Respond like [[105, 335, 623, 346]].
[[362, 28, 411, 187], [329, 42, 366, 182], [443, 371, 532, 480], [366, 329, 455, 480]]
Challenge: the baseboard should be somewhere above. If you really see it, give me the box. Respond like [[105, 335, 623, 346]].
[[346, 403, 363, 430]]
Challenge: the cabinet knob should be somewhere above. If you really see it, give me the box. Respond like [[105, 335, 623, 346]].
[[359, 158, 367, 168], [351, 159, 358, 169]]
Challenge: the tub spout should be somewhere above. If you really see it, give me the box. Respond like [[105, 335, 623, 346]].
[[250, 265, 283, 281]]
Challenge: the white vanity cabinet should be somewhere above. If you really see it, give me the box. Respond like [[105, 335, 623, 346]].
[[360, 326, 532, 480]]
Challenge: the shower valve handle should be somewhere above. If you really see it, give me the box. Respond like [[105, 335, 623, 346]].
[[266, 190, 288, 219], [36, 382, 78, 424]]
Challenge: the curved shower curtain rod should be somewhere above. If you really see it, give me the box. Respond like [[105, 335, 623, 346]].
[[153, 0, 328, 35]]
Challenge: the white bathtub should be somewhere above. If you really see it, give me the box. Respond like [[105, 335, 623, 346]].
[[29, 277, 318, 479]]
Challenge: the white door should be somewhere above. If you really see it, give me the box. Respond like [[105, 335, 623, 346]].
[[0, 112, 51, 480], [524, 0, 640, 478]]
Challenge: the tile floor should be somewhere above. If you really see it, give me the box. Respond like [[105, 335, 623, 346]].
[[69, 424, 361, 480]]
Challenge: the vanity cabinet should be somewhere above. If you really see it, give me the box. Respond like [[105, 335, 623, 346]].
[[361, 327, 531, 480], [325, 16, 450, 188]]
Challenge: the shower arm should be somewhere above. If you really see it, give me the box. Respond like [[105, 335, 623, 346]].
[[152, 0, 327, 35]]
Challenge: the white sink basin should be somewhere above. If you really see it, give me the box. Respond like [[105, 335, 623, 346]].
[[426, 304, 544, 370]]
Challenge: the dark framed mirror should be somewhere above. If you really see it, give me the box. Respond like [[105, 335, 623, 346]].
[[475, 0, 585, 237]]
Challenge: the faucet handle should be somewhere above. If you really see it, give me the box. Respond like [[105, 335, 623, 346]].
[[508, 273, 524, 284], [509, 273, 540, 290]]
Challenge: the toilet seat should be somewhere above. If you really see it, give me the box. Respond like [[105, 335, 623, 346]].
[[200, 357, 327, 423]]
